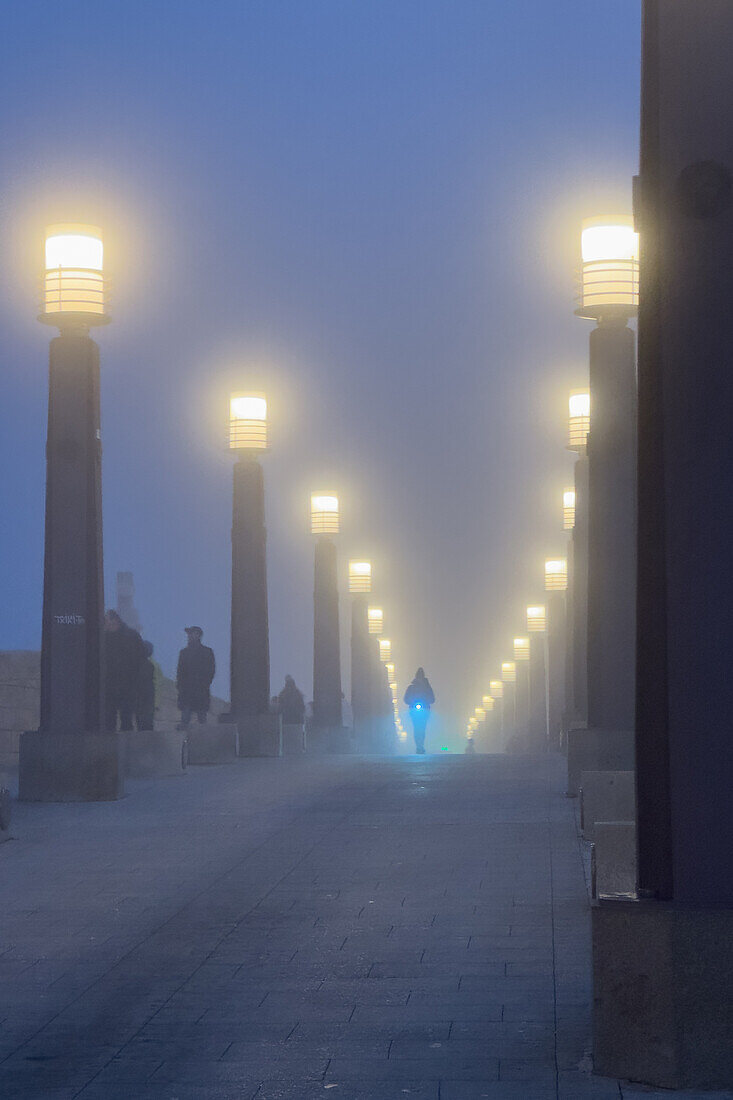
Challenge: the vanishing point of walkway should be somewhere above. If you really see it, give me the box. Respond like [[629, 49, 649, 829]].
[[1, 754, 729, 1100]]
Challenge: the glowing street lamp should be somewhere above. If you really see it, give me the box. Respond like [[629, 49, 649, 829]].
[[563, 487, 576, 530], [367, 607, 384, 635], [22, 224, 118, 801], [490, 679, 504, 699], [576, 215, 639, 321], [385, 662, 395, 681], [475, 706, 486, 721], [568, 391, 590, 452], [229, 392, 271, 727], [379, 638, 392, 663], [348, 560, 372, 593], [513, 638, 530, 662], [482, 694, 495, 711], [545, 558, 568, 592], [527, 604, 547, 633], [311, 490, 342, 733], [311, 493, 339, 535], [501, 661, 517, 683]]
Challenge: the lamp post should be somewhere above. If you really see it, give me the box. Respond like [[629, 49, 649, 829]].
[[526, 603, 548, 751], [575, 216, 638, 752], [228, 394, 270, 726], [567, 390, 590, 731], [348, 559, 372, 743], [489, 677, 504, 749], [311, 492, 342, 736], [591, 8, 733, 1088], [513, 637, 531, 750], [20, 224, 121, 801], [545, 557, 567, 751], [501, 660, 517, 750]]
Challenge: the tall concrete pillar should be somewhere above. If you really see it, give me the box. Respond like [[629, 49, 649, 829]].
[[313, 537, 342, 729], [571, 456, 589, 724], [592, 3, 733, 1088], [230, 456, 270, 719], [528, 633, 548, 751], [586, 324, 637, 732], [350, 593, 370, 736], [20, 329, 122, 801], [546, 590, 566, 752], [513, 658, 530, 751]]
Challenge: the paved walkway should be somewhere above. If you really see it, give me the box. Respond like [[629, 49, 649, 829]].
[[1, 754, 730, 1100]]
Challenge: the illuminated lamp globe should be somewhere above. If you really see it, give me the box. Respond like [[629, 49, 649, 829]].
[[501, 661, 517, 683], [385, 662, 395, 681], [576, 215, 639, 320], [348, 560, 372, 593], [563, 487, 576, 530], [367, 607, 384, 635], [475, 707, 486, 721], [568, 391, 590, 451], [482, 694, 495, 712], [379, 638, 392, 663], [229, 393, 267, 452], [545, 558, 568, 592], [513, 637, 530, 662], [311, 492, 339, 535], [490, 679, 504, 700], [40, 224, 108, 328], [527, 604, 547, 633]]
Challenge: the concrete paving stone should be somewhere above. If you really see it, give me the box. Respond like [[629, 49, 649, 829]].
[[350, 1003, 504, 1025], [256, 1082, 440, 1099], [390, 1038, 553, 1063], [325, 1055, 500, 1081], [439, 1083, 557, 1100], [149, 1054, 330, 1085]]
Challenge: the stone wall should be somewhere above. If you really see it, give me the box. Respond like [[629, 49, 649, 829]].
[[0, 650, 228, 778]]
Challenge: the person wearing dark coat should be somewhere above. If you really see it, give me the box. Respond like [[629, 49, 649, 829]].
[[277, 675, 306, 725], [403, 668, 435, 754], [176, 626, 216, 728], [104, 610, 146, 732], [135, 641, 156, 732]]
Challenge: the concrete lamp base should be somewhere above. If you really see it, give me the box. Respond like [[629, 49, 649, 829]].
[[593, 899, 733, 1089], [579, 770, 635, 842], [282, 724, 306, 755], [186, 724, 239, 764], [19, 731, 124, 802], [566, 726, 635, 797], [238, 715, 282, 757], [123, 730, 187, 779]]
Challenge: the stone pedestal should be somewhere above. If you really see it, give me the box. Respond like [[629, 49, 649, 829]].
[[19, 731, 123, 801], [593, 900, 733, 1089], [123, 730, 187, 778], [307, 726, 352, 755], [580, 770, 635, 841], [593, 821, 636, 899], [566, 727, 635, 797], [186, 724, 238, 764], [238, 714, 281, 757], [282, 723, 306, 755]]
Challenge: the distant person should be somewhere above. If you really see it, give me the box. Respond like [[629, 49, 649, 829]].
[[404, 668, 435, 754], [278, 675, 306, 725], [176, 626, 216, 729], [104, 610, 146, 732], [135, 641, 157, 732]]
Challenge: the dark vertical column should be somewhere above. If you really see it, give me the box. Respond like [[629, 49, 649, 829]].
[[563, 540, 575, 733], [501, 682, 516, 749], [230, 457, 270, 719], [547, 591, 566, 752], [40, 334, 104, 733], [313, 537, 342, 729], [636, 0, 733, 903], [587, 323, 637, 733], [528, 635, 548, 751], [572, 455, 589, 723], [350, 593, 369, 733], [515, 661, 530, 747]]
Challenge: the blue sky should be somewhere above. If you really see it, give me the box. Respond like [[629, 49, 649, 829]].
[[0, 0, 641, 737]]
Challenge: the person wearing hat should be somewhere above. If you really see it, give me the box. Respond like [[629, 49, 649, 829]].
[[176, 626, 216, 729]]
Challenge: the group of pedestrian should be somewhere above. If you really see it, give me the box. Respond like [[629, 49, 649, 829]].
[[103, 614, 216, 733]]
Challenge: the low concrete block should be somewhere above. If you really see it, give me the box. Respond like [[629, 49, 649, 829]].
[[593, 821, 636, 899], [18, 731, 124, 802], [238, 714, 282, 757], [593, 899, 733, 1089], [282, 723, 306, 755], [123, 729, 187, 778], [307, 726, 353, 755], [186, 723, 238, 764], [580, 770, 635, 841], [567, 726, 635, 796]]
